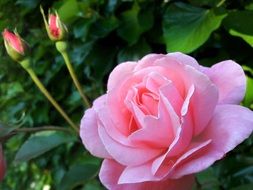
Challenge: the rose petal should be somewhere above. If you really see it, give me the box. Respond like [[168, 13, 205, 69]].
[[158, 80, 183, 116], [100, 159, 195, 190], [118, 161, 160, 183], [107, 61, 136, 91], [181, 85, 194, 116], [151, 139, 211, 180], [127, 81, 183, 148], [171, 104, 253, 178], [167, 52, 200, 70], [145, 72, 171, 95], [107, 88, 134, 136], [203, 60, 246, 104], [80, 95, 111, 159], [184, 65, 219, 135], [134, 54, 166, 71], [160, 85, 195, 158], [151, 115, 194, 176], [148, 58, 218, 136], [98, 126, 163, 166], [107, 66, 170, 135]]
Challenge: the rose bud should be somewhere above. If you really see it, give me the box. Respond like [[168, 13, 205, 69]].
[[0, 145, 6, 181], [40, 6, 68, 41], [2, 29, 27, 62]]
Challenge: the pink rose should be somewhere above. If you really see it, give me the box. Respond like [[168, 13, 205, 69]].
[[0, 145, 6, 181], [80, 53, 253, 190]]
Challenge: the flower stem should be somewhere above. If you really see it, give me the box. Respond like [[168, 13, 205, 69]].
[[0, 126, 71, 143], [15, 126, 71, 133], [56, 41, 90, 108], [19, 59, 79, 133], [27, 68, 79, 133]]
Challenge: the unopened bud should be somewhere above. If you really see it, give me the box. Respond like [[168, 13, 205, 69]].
[[2, 29, 27, 62], [40, 6, 68, 41]]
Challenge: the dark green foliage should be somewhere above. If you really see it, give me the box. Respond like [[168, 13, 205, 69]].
[[1, 0, 253, 189]]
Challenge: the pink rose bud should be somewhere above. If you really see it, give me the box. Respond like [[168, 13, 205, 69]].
[[0, 145, 6, 181], [2, 29, 27, 61], [40, 6, 68, 41]]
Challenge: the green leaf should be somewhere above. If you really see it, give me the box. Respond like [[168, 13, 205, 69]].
[[231, 183, 253, 190], [15, 0, 40, 9], [82, 179, 102, 190], [223, 11, 253, 35], [163, 3, 226, 53], [89, 16, 119, 39], [243, 66, 253, 107], [85, 44, 117, 80], [15, 131, 76, 162], [229, 30, 253, 47], [188, 0, 221, 7], [58, 0, 79, 23], [117, 3, 153, 45], [59, 163, 100, 190], [117, 38, 151, 63], [233, 166, 253, 178], [246, 3, 253, 10], [196, 167, 220, 190]]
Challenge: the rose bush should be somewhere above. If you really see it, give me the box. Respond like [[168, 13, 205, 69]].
[[80, 53, 253, 190]]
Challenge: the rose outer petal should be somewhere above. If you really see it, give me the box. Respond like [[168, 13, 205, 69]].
[[98, 126, 163, 166], [107, 61, 136, 91], [203, 60, 246, 104], [80, 95, 111, 159], [100, 159, 195, 190], [117, 139, 211, 184], [167, 52, 200, 71], [170, 104, 253, 178]]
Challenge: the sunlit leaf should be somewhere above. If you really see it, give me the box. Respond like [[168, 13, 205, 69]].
[[163, 2, 226, 53], [58, 0, 79, 23], [229, 30, 253, 47]]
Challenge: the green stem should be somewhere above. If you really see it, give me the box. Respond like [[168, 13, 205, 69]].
[[19, 59, 79, 133], [15, 126, 71, 133], [0, 126, 71, 143], [56, 41, 91, 108]]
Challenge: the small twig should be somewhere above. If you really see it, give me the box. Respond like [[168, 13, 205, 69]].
[[15, 126, 71, 133], [0, 126, 71, 143]]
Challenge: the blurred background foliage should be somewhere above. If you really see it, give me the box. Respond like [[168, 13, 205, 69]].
[[0, 0, 253, 189]]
